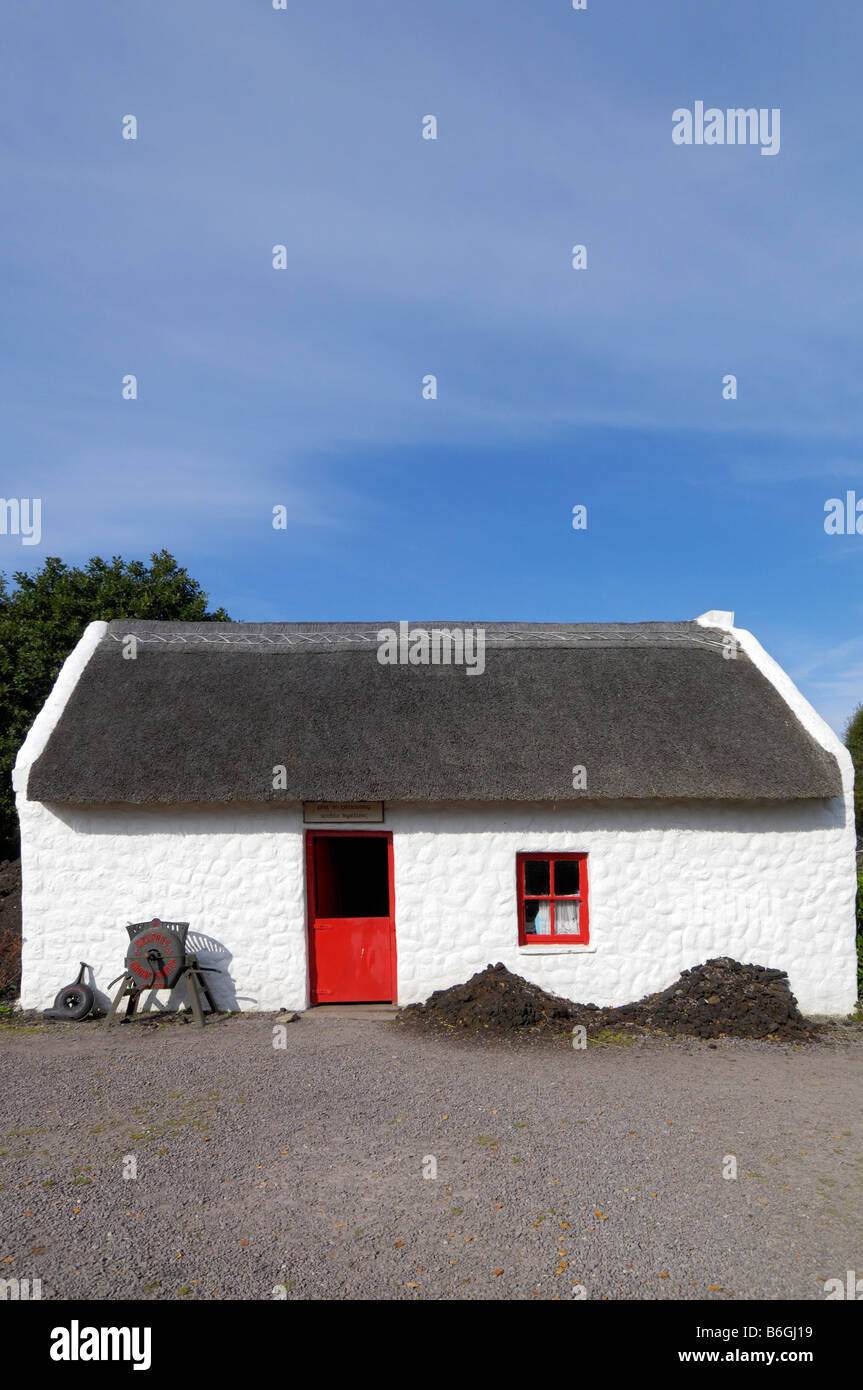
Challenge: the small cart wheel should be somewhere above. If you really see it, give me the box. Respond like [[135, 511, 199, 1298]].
[[51, 983, 94, 1020]]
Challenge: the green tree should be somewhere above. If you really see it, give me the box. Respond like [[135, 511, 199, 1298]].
[[845, 702, 863, 841], [0, 551, 229, 857]]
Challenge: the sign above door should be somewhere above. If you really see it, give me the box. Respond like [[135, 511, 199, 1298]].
[[303, 801, 385, 824]]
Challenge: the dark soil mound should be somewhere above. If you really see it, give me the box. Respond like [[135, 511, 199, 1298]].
[[400, 962, 578, 1031], [398, 957, 816, 1041], [599, 957, 815, 1041]]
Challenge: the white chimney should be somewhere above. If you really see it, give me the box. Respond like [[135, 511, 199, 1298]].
[[695, 610, 735, 629]]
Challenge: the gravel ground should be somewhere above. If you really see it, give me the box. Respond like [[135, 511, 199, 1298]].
[[0, 1008, 861, 1301]]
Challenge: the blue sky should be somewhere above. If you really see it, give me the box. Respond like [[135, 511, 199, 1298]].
[[2, 0, 862, 733]]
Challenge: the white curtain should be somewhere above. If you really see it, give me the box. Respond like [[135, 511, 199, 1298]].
[[553, 900, 580, 933]]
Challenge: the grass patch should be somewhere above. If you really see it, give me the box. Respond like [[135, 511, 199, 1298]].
[[587, 1028, 634, 1047]]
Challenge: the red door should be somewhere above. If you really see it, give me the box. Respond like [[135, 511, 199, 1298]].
[[307, 831, 396, 1004]]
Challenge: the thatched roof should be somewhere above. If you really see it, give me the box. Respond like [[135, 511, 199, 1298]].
[[26, 620, 841, 804]]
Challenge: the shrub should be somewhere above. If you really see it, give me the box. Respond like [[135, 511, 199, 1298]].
[[0, 858, 21, 999]]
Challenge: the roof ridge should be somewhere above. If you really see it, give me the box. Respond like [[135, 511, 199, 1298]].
[[101, 626, 723, 651]]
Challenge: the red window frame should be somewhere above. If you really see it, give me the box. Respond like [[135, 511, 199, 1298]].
[[517, 852, 589, 945]]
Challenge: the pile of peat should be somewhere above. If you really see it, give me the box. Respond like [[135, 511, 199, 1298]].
[[600, 957, 816, 1041], [397, 957, 817, 1041], [400, 962, 577, 1033]]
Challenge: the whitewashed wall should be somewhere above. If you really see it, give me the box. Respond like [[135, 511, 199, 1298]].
[[389, 798, 857, 1015], [15, 801, 308, 1013], [15, 795, 858, 1017]]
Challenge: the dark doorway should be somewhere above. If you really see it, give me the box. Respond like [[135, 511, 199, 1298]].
[[312, 835, 390, 918]]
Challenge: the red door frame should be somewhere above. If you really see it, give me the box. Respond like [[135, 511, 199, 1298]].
[[305, 829, 397, 1004]]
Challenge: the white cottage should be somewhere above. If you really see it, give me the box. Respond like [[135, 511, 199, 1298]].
[[13, 611, 858, 1017]]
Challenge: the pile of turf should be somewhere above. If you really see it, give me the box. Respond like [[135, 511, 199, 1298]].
[[599, 957, 815, 1041], [399, 962, 578, 1031], [398, 957, 815, 1041]]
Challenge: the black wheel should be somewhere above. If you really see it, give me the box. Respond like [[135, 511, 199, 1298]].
[[52, 983, 94, 1020]]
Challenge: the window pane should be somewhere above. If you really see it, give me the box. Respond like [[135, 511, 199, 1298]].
[[553, 859, 580, 896], [553, 899, 581, 934], [524, 860, 550, 895], [528, 901, 552, 935], [524, 901, 552, 935]]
